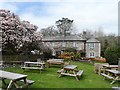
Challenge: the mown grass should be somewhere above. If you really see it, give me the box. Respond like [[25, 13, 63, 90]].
[[3, 61, 120, 88]]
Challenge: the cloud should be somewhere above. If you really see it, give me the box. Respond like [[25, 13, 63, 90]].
[[32, 1, 118, 34], [0, 0, 119, 34], [20, 13, 56, 31]]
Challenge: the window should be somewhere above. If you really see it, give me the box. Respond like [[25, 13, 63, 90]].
[[52, 42, 55, 47], [62, 42, 66, 47], [90, 52, 95, 57], [89, 43, 94, 50], [73, 42, 76, 47]]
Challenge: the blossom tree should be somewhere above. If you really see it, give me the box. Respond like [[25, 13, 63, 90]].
[[0, 9, 44, 54]]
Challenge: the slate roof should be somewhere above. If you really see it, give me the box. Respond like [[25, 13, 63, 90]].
[[86, 38, 100, 43], [42, 35, 86, 42]]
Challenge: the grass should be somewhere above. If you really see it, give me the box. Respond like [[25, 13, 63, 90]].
[[2, 61, 120, 88]]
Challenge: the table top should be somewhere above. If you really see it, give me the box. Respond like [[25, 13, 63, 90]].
[[64, 65, 77, 70], [102, 65, 118, 68], [0, 70, 27, 80], [47, 59, 64, 63], [24, 62, 45, 64], [106, 69, 120, 75]]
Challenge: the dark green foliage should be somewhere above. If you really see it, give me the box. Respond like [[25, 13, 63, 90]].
[[102, 39, 109, 56], [81, 52, 86, 57], [43, 52, 52, 60], [19, 41, 40, 55], [104, 46, 119, 65], [97, 35, 118, 57], [56, 18, 73, 36], [118, 47, 120, 59], [2, 54, 40, 61], [2, 41, 18, 55], [73, 53, 81, 60], [64, 47, 77, 52]]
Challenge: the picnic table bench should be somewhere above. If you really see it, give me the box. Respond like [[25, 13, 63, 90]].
[[101, 73, 114, 80], [21, 62, 45, 73], [101, 69, 120, 84], [102, 65, 119, 70], [47, 59, 64, 68], [57, 65, 84, 81], [0, 70, 34, 90]]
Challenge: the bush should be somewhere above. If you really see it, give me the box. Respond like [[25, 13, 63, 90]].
[[81, 52, 86, 57], [2, 55, 40, 62], [104, 46, 119, 65], [73, 53, 81, 61], [64, 47, 77, 52], [43, 52, 52, 60], [2, 42, 18, 55]]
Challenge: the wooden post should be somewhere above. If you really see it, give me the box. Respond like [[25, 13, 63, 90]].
[[118, 58, 120, 70]]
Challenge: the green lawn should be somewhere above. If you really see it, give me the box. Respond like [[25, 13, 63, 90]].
[[3, 61, 120, 88]]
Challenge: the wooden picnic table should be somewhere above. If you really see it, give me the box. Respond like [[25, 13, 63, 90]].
[[101, 69, 120, 84], [0, 70, 34, 90], [21, 62, 45, 73], [64, 65, 78, 71], [57, 65, 83, 81], [102, 65, 119, 69], [47, 59, 64, 68]]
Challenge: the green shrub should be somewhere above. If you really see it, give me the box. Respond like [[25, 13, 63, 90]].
[[64, 47, 77, 52], [73, 53, 81, 60], [104, 46, 119, 65], [2, 55, 40, 61]]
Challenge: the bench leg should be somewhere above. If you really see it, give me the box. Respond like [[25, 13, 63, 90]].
[[75, 76, 79, 81], [2, 78, 7, 85], [13, 81, 20, 88], [102, 75, 106, 80], [7, 80, 13, 90], [47, 63, 51, 68], [40, 69, 41, 74], [58, 73, 62, 78], [22, 68, 25, 72], [110, 76, 119, 84]]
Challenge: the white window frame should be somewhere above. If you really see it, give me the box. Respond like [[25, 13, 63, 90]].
[[89, 43, 94, 50], [73, 42, 76, 47], [52, 42, 55, 47], [62, 42, 66, 47]]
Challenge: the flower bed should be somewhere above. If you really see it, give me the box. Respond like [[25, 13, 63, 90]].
[[92, 58, 106, 62]]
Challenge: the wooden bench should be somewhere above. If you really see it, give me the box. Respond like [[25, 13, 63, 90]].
[[57, 69, 84, 81], [21, 66, 44, 73], [22, 62, 46, 73], [21, 67, 43, 70], [77, 70, 83, 76], [19, 79, 34, 88], [76, 70, 84, 80], [57, 69, 64, 73], [101, 73, 114, 80], [47, 59, 64, 68], [57, 69, 64, 78]]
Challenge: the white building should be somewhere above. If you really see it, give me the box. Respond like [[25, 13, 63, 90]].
[[86, 38, 101, 58]]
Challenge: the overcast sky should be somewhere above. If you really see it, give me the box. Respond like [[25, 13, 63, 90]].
[[0, 0, 119, 35]]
